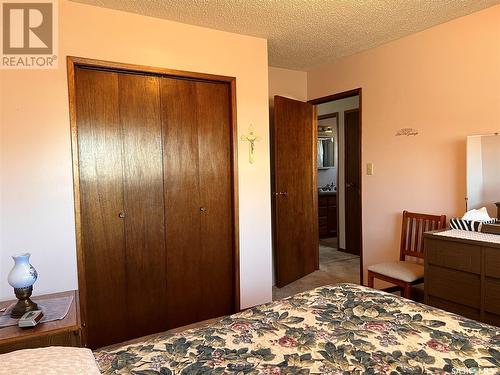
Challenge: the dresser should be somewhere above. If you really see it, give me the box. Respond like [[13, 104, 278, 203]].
[[318, 192, 337, 238], [424, 230, 500, 326]]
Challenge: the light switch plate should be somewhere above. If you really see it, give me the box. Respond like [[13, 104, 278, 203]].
[[367, 163, 374, 175]]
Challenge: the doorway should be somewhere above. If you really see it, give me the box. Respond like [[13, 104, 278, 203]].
[[272, 89, 362, 300]]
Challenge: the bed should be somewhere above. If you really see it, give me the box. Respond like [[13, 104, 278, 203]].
[[94, 284, 500, 374]]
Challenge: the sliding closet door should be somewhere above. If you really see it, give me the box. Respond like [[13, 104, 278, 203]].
[[75, 69, 129, 348], [118, 74, 167, 339], [160, 78, 234, 329]]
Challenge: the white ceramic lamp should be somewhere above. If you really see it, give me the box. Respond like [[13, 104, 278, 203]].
[[7, 253, 39, 318]]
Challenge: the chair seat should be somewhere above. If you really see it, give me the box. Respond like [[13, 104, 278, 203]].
[[368, 261, 424, 283]]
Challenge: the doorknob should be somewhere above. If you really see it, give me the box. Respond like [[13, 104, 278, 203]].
[[273, 192, 288, 198], [118, 212, 126, 219]]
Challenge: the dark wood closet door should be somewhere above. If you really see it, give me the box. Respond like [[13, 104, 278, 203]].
[[273, 96, 318, 288], [160, 78, 234, 329], [160, 78, 203, 328], [75, 69, 129, 348], [196, 82, 234, 318], [119, 74, 167, 339]]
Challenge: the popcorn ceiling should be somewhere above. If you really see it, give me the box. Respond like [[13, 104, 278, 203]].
[[71, 0, 500, 70]]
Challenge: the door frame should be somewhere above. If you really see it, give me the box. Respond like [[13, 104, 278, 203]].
[[309, 88, 364, 285], [66, 56, 241, 344]]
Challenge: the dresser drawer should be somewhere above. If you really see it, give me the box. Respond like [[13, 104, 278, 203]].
[[483, 312, 500, 327], [426, 265, 480, 307], [426, 239, 480, 274], [484, 247, 500, 278], [484, 277, 500, 315]]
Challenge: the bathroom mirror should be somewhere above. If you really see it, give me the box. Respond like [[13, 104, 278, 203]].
[[318, 137, 335, 169], [466, 133, 500, 217]]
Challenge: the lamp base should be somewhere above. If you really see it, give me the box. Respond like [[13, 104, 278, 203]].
[[10, 286, 38, 319]]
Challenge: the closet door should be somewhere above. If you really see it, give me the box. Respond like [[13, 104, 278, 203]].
[[75, 69, 128, 348], [196, 82, 234, 318], [119, 74, 167, 339], [160, 78, 234, 329], [76, 69, 166, 348]]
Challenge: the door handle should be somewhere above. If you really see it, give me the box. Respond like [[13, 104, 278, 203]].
[[118, 212, 126, 219], [199, 207, 207, 213]]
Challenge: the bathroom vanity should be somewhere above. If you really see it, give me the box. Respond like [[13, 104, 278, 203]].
[[318, 191, 337, 238]]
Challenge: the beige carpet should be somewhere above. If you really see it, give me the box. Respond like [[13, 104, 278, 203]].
[[273, 242, 360, 300]]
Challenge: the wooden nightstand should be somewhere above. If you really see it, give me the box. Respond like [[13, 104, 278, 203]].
[[0, 290, 82, 354]]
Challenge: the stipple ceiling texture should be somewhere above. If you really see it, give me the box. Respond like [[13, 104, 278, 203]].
[[70, 0, 500, 70]]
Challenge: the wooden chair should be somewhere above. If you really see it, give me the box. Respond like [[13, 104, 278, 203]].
[[367, 210, 446, 299]]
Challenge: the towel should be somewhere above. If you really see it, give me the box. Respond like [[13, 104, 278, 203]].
[[462, 207, 492, 221]]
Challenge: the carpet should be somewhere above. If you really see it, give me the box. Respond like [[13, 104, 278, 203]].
[[273, 244, 360, 300]]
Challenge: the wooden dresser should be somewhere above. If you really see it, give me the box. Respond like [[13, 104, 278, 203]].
[[424, 230, 500, 326], [318, 192, 337, 238], [0, 291, 82, 353]]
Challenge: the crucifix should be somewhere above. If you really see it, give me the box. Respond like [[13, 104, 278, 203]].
[[240, 126, 260, 164]]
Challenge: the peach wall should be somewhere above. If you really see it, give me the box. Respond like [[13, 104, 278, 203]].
[[0, 0, 272, 307], [307, 5, 500, 286], [268, 66, 307, 106]]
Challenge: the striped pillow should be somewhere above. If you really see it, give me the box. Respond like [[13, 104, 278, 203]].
[[450, 218, 497, 232]]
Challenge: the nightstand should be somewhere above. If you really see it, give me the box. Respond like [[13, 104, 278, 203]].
[[0, 290, 82, 354]]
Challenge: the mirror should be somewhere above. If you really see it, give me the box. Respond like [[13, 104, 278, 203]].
[[318, 137, 335, 169], [466, 134, 500, 217]]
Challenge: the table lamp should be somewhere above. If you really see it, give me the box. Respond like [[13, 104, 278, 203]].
[[7, 253, 38, 318]]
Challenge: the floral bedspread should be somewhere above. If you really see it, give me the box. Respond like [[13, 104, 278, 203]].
[[94, 283, 500, 374]]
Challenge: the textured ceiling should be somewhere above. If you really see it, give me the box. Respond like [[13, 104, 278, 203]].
[[70, 0, 500, 70]]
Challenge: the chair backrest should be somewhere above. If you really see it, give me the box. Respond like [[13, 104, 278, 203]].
[[400, 210, 446, 260]]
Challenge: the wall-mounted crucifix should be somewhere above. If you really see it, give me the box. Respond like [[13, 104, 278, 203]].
[[240, 126, 260, 164]]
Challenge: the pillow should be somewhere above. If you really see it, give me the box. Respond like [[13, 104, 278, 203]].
[[0, 346, 101, 375]]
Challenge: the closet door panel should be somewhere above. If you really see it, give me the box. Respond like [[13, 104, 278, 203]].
[[196, 82, 234, 317], [119, 74, 167, 338], [75, 69, 128, 348], [160, 78, 203, 328]]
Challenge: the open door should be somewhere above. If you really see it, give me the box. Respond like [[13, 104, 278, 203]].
[[344, 109, 361, 255], [273, 96, 318, 288]]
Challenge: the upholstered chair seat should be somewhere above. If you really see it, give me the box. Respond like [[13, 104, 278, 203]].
[[368, 261, 424, 283]]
